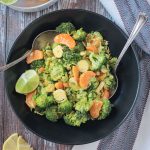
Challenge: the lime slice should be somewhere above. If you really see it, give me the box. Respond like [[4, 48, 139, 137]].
[[0, 0, 18, 5], [3, 133, 18, 150], [15, 70, 39, 94], [17, 136, 33, 150]]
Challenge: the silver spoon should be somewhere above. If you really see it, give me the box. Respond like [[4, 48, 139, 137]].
[[0, 30, 57, 72], [110, 12, 148, 98]]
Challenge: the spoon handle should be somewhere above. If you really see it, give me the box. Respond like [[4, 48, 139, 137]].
[[0, 50, 31, 72], [115, 12, 148, 71]]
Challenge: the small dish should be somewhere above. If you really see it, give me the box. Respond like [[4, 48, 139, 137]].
[[9, 0, 58, 12]]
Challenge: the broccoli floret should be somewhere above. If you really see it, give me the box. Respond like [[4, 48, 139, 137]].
[[30, 60, 45, 69], [89, 53, 106, 71], [35, 94, 54, 108], [88, 91, 97, 101], [73, 28, 87, 41], [75, 99, 92, 113], [98, 99, 111, 120], [61, 73, 69, 82], [88, 77, 99, 90], [47, 95, 55, 105], [56, 22, 75, 34], [73, 42, 85, 52], [34, 106, 45, 115], [76, 90, 87, 101], [58, 100, 73, 114], [66, 88, 77, 103], [50, 64, 64, 81], [64, 111, 89, 126], [46, 106, 61, 122], [109, 57, 117, 69], [35, 94, 48, 108], [63, 50, 81, 67], [86, 32, 103, 50], [104, 74, 116, 89]]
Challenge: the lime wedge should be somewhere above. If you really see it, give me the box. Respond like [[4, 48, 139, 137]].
[[3, 133, 18, 150], [17, 136, 33, 150], [0, 0, 18, 5], [15, 70, 39, 94]]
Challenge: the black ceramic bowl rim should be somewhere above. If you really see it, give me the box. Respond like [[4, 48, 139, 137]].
[[4, 9, 140, 145]]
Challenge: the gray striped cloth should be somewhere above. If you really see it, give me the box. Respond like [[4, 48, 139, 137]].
[[98, 0, 150, 150]]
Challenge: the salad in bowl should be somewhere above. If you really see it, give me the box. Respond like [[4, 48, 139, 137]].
[[15, 22, 117, 127]]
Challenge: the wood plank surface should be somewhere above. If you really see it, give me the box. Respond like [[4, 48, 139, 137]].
[[0, 0, 112, 149]]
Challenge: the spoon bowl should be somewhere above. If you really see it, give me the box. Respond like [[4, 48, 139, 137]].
[[0, 30, 58, 72]]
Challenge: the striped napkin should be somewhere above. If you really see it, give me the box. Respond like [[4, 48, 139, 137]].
[[73, 0, 150, 150]]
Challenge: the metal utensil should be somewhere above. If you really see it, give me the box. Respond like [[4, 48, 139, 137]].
[[110, 12, 148, 98], [0, 30, 57, 72]]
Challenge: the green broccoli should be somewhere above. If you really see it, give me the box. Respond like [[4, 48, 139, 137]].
[[64, 111, 89, 126], [66, 88, 77, 103], [35, 94, 48, 108], [88, 77, 99, 90], [86, 32, 103, 43], [50, 64, 64, 81], [75, 99, 92, 113], [46, 106, 61, 122], [88, 91, 97, 101], [104, 74, 116, 89], [76, 90, 87, 101], [58, 100, 73, 113], [73, 28, 87, 41], [35, 94, 54, 108], [98, 99, 111, 120], [34, 106, 45, 115], [61, 73, 69, 82], [89, 53, 106, 71], [47, 95, 55, 105], [30, 60, 45, 69], [63, 50, 81, 67], [109, 57, 117, 69], [73, 42, 85, 52], [56, 22, 75, 34]]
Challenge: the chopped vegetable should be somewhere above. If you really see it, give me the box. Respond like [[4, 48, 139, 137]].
[[26, 50, 44, 64], [55, 81, 64, 89], [90, 100, 103, 119], [72, 66, 79, 82], [79, 71, 96, 89], [77, 60, 90, 72], [64, 111, 89, 126], [25, 90, 36, 109], [103, 89, 110, 99], [58, 100, 73, 113], [73, 28, 86, 41], [53, 89, 67, 103], [53, 45, 63, 58], [89, 53, 106, 71], [46, 106, 60, 122], [98, 99, 111, 120], [56, 22, 75, 34], [30, 60, 45, 70], [54, 34, 76, 49]]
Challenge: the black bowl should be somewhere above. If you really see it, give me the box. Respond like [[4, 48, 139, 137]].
[[4, 9, 140, 145]]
